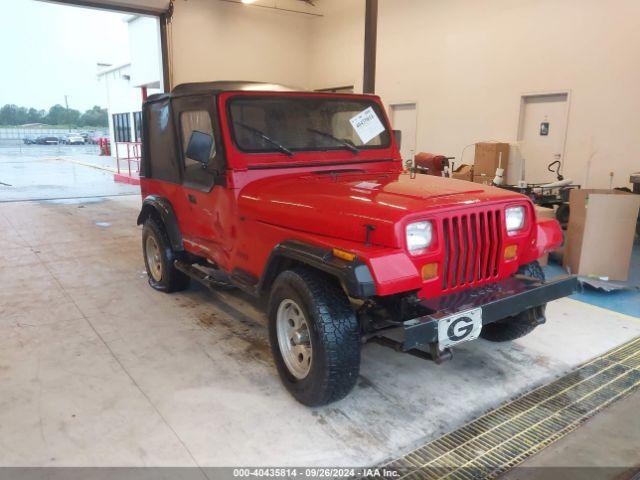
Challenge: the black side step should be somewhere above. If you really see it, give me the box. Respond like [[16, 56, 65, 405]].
[[174, 260, 234, 290]]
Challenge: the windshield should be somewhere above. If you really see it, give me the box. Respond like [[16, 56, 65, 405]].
[[228, 96, 391, 155]]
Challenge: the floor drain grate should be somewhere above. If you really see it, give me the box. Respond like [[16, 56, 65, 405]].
[[379, 336, 640, 480]]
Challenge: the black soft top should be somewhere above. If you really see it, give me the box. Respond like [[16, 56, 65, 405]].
[[147, 81, 300, 102], [141, 81, 300, 183]]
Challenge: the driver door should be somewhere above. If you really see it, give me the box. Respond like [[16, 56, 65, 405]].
[[172, 95, 228, 266]]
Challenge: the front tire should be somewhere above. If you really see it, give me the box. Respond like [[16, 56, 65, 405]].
[[268, 268, 361, 406], [142, 217, 190, 293], [480, 261, 546, 342]]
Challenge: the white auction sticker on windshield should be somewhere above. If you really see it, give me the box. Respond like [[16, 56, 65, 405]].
[[349, 107, 385, 145]]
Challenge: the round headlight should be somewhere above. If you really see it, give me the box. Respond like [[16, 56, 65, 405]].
[[506, 206, 526, 233], [406, 221, 433, 254]]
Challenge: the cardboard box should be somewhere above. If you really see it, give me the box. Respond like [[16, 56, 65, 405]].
[[563, 189, 640, 281], [474, 142, 510, 178], [534, 206, 557, 266], [472, 172, 493, 186], [451, 164, 473, 182]]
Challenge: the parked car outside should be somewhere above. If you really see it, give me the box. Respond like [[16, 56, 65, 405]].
[[35, 136, 60, 145], [63, 133, 85, 145], [22, 136, 36, 144]]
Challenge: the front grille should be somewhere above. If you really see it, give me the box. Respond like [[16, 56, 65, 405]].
[[441, 210, 502, 291]]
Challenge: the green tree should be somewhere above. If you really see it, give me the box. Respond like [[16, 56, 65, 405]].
[[0, 103, 104, 126], [45, 104, 67, 125], [15, 107, 29, 124], [27, 108, 45, 123], [0, 104, 20, 125], [65, 108, 81, 126], [79, 105, 108, 127], [45, 104, 80, 125]]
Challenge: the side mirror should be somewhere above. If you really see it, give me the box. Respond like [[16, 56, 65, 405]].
[[186, 130, 214, 165], [393, 129, 402, 150]]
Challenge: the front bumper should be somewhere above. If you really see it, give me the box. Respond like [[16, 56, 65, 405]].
[[389, 274, 578, 351]]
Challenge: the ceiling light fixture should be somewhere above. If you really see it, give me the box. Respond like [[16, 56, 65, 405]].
[[220, 0, 323, 17]]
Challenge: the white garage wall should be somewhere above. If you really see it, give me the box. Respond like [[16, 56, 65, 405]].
[[307, 0, 365, 92], [167, 0, 366, 93], [376, 0, 640, 188], [168, 0, 312, 89]]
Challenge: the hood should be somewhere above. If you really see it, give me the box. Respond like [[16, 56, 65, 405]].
[[238, 170, 524, 247]]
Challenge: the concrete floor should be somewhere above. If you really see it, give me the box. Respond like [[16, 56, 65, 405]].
[[2, 195, 640, 468]]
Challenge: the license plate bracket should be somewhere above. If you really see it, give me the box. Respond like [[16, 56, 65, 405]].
[[437, 308, 483, 349]]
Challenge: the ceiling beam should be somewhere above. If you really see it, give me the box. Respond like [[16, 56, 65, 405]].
[[39, 0, 169, 16]]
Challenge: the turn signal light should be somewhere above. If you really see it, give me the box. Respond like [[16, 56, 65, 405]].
[[504, 245, 518, 260], [422, 262, 438, 280], [332, 248, 356, 262]]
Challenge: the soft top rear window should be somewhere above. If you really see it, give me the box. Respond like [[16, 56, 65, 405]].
[[227, 96, 391, 155]]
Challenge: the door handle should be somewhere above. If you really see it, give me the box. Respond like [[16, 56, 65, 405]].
[[188, 194, 197, 204]]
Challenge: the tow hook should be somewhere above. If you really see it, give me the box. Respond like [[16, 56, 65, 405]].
[[429, 343, 453, 364], [528, 305, 547, 326]]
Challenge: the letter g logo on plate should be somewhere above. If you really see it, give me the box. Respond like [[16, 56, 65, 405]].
[[447, 316, 474, 341]]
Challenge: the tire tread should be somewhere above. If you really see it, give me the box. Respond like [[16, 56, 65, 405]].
[[142, 216, 190, 293], [269, 268, 360, 406]]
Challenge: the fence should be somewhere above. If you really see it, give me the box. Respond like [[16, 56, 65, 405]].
[[0, 126, 108, 145]]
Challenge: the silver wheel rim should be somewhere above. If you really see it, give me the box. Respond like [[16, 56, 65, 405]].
[[145, 235, 163, 282], [276, 299, 312, 380]]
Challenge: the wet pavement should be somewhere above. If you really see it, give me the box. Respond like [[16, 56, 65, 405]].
[[0, 147, 138, 202]]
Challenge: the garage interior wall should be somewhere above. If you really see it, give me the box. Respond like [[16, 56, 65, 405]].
[[376, 0, 640, 188], [167, 0, 365, 93], [307, 0, 365, 92]]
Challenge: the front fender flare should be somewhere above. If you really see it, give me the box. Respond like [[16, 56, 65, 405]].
[[137, 195, 183, 251], [260, 240, 376, 299]]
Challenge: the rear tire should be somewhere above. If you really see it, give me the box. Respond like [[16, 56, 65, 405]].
[[142, 217, 190, 293], [268, 268, 361, 406], [480, 261, 546, 342]]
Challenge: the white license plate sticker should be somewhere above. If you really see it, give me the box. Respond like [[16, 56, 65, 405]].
[[437, 308, 483, 348]]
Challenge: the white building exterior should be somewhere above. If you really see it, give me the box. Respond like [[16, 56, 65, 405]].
[[98, 15, 163, 154]]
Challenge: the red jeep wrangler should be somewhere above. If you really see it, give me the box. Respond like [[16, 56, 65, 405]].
[[138, 82, 576, 406]]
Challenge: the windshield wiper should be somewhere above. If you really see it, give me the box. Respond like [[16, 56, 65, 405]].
[[307, 128, 360, 154], [234, 121, 294, 157]]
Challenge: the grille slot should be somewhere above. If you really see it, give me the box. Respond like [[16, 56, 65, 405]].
[[442, 210, 502, 291]]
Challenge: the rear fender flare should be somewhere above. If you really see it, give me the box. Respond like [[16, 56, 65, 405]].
[[137, 195, 183, 251]]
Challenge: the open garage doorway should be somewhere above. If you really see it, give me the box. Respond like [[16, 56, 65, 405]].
[[0, 0, 163, 202]]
